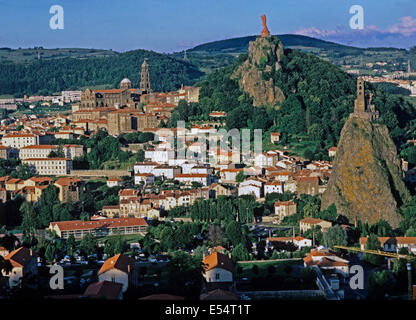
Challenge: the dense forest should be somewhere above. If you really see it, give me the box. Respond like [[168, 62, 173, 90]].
[[0, 49, 204, 96]]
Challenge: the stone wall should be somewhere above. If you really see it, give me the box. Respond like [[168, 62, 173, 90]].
[[70, 170, 130, 177]]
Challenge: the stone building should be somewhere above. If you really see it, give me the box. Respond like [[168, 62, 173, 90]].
[[351, 78, 379, 121], [54, 177, 83, 203], [80, 88, 134, 110]]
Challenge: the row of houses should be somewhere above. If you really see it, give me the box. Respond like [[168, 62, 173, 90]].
[[0, 176, 82, 203]]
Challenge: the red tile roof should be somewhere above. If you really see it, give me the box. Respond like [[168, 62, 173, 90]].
[[50, 217, 147, 232], [5, 247, 36, 268], [98, 254, 135, 275], [202, 252, 233, 273]]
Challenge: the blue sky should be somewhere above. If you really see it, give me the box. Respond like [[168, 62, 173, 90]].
[[0, 0, 415, 52]]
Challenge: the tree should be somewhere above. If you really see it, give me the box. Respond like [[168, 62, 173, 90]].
[[207, 224, 226, 246], [322, 225, 348, 249], [66, 234, 76, 257], [0, 233, 20, 251], [48, 145, 65, 158], [79, 233, 98, 259], [20, 202, 39, 246], [38, 185, 60, 227], [236, 171, 246, 183], [364, 233, 384, 266], [11, 163, 33, 180], [225, 221, 244, 247], [45, 242, 57, 263], [166, 251, 204, 297], [303, 200, 319, 218], [231, 243, 250, 262], [104, 233, 128, 257], [367, 270, 396, 300], [0, 256, 13, 279]]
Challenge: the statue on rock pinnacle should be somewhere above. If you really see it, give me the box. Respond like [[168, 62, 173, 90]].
[[261, 14, 271, 38]]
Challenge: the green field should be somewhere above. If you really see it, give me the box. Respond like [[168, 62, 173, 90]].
[[0, 47, 117, 64], [97, 233, 144, 244]]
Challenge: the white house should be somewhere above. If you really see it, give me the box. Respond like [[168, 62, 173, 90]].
[[359, 237, 416, 253], [264, 181, 283, 195], [238, 183, 262, 198], [134, 173, 155, 185], [178, 161, 197, 174], [153, 165, 182, 180], [107, 177, 122, 188], [303, 247, 349, 277], [2, 247, 37, 288], [174, 173, 211, 186], [191, 166, 214, 175], [202, 252, 233, 284], [267, 236, 312, 249], [145, 149, 175, 164], [133, 162, 158, 175], [97, 253, 137, 293]]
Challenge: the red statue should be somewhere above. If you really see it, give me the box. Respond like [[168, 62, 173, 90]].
[[261, 14, 270, 38]]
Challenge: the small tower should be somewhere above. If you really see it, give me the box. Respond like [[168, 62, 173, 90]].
[[352, 78, 379, 121], [354, 78, 366, 113], [139, 58, 152, 94]]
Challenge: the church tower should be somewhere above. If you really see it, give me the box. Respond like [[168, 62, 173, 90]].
[[354, 78, 366, 113], [351, 77, 379, 121], [140, 58, 152, 94]]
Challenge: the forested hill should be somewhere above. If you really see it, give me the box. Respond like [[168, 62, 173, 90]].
[[189, 34, 365, 54], [0, 49, 204, 96]]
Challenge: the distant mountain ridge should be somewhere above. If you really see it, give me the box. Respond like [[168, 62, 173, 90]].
[[189, 34, 407, 54]]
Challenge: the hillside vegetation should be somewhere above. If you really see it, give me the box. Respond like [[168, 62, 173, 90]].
[[0, 49, 204, 96]]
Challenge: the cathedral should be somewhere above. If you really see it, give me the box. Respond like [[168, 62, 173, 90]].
[[79, 59, 152, 110], [72, 59, 199, 135]]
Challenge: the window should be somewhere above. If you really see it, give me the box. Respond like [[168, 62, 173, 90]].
[[215, 273, 220, 280]]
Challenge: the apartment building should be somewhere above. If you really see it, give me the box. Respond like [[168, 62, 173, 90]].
[[22, 158, 72, 175], [20, 145, 58, 159], [2, 133, 39, 149]]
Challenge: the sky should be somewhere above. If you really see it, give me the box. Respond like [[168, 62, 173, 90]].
[[0, 0, 415, 53]]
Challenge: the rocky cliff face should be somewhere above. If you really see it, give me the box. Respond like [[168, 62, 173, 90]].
[[231, 36, 285, 107], [321, 115, 410, 228]]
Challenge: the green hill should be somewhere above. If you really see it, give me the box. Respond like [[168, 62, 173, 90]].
[[189, 34, 364, 54], [0, 49, 204, 96]]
